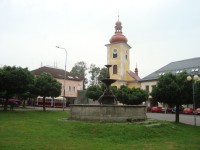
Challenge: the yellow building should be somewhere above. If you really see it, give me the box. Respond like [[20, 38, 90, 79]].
[[106, 19, 140, 88]]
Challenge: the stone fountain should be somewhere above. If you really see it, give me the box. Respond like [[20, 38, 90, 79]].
[[70, 64, 147, 122], [98, 65, 117, 105]]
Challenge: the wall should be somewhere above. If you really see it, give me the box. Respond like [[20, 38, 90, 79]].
[[140, 80, 157, 93], [56, 78, 83, 97], [70, 104, 147, 122]]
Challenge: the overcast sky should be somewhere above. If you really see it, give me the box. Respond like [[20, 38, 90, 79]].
[[0, 0, 200, 78]]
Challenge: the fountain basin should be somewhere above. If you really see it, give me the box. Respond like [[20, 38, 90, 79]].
[[70, 104, 147, 122], [101, 78, 116, 86]]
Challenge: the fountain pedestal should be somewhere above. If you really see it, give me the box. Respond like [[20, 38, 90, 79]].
[[98, 65, 117, 104]]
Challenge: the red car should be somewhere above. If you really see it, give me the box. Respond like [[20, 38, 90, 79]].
[[147, 107, 152, 112], [193, 108, 200, 115], [161, 107, 173, 113], [151, 107, 162, 113], [8, 99, 21, 107], [182, 108, 193, 114]]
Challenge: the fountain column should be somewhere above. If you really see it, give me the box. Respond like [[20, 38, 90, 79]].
[[98, 65, 117, 105]]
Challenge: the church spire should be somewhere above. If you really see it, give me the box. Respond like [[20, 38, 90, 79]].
[[118, 10, 119, 21], [115, 19, 122, 33], [135, 63, 138, 76], [109, 16, 128, 44]]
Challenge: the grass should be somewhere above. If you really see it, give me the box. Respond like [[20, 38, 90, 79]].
[[0, 109, 200, 150]]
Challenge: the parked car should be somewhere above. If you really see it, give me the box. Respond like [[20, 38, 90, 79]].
[[172, 106, 184, 113], [193, 108, 200, 115], [8, 99, 21, 107], [147, 107, 152, 112], [161, 107, 173, 113], [151, 107, 162, 113], [182, 108, 193, 114]]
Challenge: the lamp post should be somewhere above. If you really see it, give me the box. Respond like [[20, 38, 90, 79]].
[[56, 46, 67, 111], [187, 74, 199, 126]]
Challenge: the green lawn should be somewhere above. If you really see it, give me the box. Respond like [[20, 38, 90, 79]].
[[0, 110, 200, 150]]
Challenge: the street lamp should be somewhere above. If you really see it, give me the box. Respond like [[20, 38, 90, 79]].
[[56, 46, 67, 111], [187, 74, 199, 126]]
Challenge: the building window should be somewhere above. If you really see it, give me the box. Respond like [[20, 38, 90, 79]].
[[73, 86, 76, 92], [113, 65, 117, 74], [113, 49, 117, 58], [69, 86, 71, 91], [125, 51, 128, 60], [191, 68, 199, 72], [145, 85, 149, 93]]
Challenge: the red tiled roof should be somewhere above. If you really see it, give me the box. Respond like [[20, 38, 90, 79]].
[[31, 66, 83, 81], [127, 70, 140, 81]]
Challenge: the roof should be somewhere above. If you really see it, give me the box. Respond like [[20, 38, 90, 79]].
[[109, 19, 128, 44], [31, 66, 83, 81], [128, 70, 140, 81], [140, 57, 200, 82]]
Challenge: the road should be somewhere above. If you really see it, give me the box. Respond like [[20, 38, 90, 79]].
[[147, 112, 200, 126]]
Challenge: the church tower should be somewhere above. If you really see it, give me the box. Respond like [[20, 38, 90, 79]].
[[106, 18, 140, 88]]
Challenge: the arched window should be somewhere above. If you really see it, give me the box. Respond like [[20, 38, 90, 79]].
[[113, 49, 117, 58], [113, 65, 117, 74]]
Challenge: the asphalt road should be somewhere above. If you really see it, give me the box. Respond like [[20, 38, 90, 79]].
[[147, 112, 200, 126]]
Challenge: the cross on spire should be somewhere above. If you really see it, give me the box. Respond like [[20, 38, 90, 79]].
[[117, 10, 119, 21]]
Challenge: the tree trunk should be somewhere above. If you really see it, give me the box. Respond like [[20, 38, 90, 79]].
[[3, 93, 10, 111], [175, 104, 180, 123], [23, 99, 26, 108], [43, 96, 46, 111], [3, 97, 8, 111]]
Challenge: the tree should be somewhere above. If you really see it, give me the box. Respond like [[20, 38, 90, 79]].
[[19, 91, 31, 108], [85, 84, 104, 100], [18, 79, 36, 107], [34, 73, 62, 111], [89, 64, 100, 85], [98, 67, 107, 82], [151, 72, 192, 123], [0, 66, 34, 111], [115, 85, 148, 105], [194, 81, 200, 108], [86, 84, 148, 105], [70, 61, 87, 89]]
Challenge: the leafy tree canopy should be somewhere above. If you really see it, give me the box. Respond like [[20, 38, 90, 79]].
[[98, 67, 107, 82], [89, 64, 100, 85], [34, 73, 62, 111], [115, 85, 148, 105], [151, 72, 192, 105], [0, 66, 34, 110], [70, 61, 88, 89], [34, 73, 61, 97], [85, 84, 104, 100], [196, 81, 200, 108], [151, 72, 193, 123], [70, 61, 87, 79], [86, 84, 148, 105]]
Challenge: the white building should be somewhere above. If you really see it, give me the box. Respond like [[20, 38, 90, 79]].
[[140, 57, 200, 107]]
